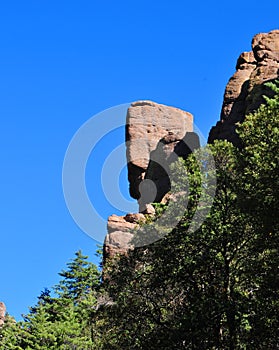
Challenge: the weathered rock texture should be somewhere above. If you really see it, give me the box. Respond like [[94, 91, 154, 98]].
[[103, 213, 145, 260], [104, 101, 199, 262], [209, 30, 279, 146], [126, 101, 196, 201], [0, 302, 6, 327]]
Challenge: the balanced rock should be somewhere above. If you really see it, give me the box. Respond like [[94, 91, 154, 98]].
[[0, 302, 6, 327], [126, 101, 195, 201], [209, 30, 279, 146]]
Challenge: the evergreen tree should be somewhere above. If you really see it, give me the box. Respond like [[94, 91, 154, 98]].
[[94, 82, 279, 348], [236, 80, 279, 348], [55, 250, 100, 303], [0, 251, 101, 349]]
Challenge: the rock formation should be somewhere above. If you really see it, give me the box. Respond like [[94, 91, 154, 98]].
[[209, 29, 279, 146], [104, 213, 145, 259], [0, 302, 6, 327], [104, 30, 279, 262], [104, 101, 199, 262], [126, 101, 195, 202]]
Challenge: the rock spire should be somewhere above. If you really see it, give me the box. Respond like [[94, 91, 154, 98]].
[[104, 101, 199, 261]]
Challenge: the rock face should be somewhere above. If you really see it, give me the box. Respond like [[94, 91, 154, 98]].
[[126, 101, 197, 203], [103, 213, 145, 261], [104, 101, 199, 262], [0, 302, 6, 327], [209, 30, 279, 146]]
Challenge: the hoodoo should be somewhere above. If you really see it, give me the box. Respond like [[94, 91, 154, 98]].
[[104, 101, 199, 261]]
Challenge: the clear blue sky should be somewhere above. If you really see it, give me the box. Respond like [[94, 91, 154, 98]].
[[0, 0, 278, 320]]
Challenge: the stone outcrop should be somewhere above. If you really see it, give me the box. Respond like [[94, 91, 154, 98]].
[[103, 213, 145, 261], [0, 302, 6, 327], [104, 101, 199, 261], [126, 101, 195, 201], [209, 29, 279, 146]]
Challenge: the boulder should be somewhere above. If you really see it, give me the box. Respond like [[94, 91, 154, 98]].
[[103, 213, 145, 262]]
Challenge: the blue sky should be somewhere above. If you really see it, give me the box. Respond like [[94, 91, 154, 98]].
[[0, 0, 278, 320]]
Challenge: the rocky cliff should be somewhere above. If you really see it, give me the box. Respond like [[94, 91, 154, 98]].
[[104, 101, 199, 261], [0, 302, 6, 327], [103, 29, 279, 262], [208, 29, 279, 146]]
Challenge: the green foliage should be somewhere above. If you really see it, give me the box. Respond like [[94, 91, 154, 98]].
[[95, 81, 279, 349], [1, 80, 278, 349], [237, 80, 279, 222], [0, 251, 101, 349], [236, 80, 279, 348], [55, 250, 100, 303]]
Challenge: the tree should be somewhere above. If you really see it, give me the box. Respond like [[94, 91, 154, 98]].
[[0, 251, 101, 350], [0, 314, 25, 350], [236, 80, 279, 348], [1, 81, 278, 349], [95, 81, 279, 347], [55, 250, 100, 303]]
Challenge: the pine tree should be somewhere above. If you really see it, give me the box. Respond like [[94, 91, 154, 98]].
[[0, 251, 101, 349], [55, 250, 100, 303]]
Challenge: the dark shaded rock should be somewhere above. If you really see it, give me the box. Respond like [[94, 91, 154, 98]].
[[139, 132, 200, 207]]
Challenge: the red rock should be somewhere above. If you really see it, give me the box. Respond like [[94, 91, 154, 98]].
[[126, 101, 194, 200], [107, 214, 137, 233], [103, 214, 141, 263], [124, 213, 146, 223], [103, 101, 199, 263], [209, 30, 279, 146]]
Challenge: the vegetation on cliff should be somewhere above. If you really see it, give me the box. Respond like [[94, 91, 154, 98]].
[[0, 81, 278, 349]]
